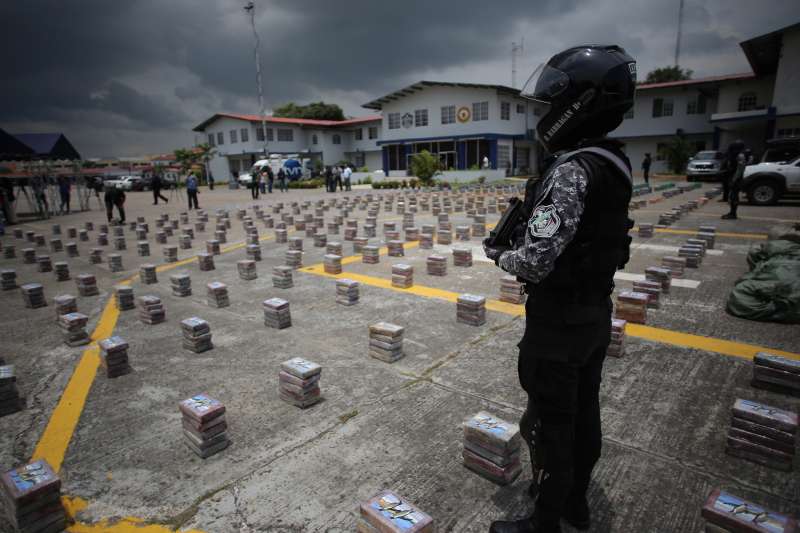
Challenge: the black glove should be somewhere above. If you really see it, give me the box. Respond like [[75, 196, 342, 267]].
[[482, 238, 508, 265]]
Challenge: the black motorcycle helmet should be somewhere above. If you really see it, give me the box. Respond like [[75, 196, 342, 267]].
[[521, 44, 637, 153]]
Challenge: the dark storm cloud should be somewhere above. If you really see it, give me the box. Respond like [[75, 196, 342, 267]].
[[1, 0, 798, 157]]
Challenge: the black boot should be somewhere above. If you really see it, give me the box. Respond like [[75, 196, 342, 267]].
[[562, 494, 591, 530], [489, 513, 560, 533]]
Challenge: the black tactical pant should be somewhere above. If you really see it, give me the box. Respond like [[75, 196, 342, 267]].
[[517, 298, 610, 528], [728, 179, 741, 217]]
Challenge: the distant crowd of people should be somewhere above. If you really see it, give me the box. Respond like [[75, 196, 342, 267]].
[[324, 165, 352, 193]]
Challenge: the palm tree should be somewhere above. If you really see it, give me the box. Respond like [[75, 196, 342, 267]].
[[195, 143, 216, 185]]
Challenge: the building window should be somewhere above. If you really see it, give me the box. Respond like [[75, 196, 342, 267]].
[[472, 101, 489, 121], [501, 101, 510, 120], [277, 129, 293, 142], [217, 132, 224, 145], [516, 103, 526, 114], [687, 94, 707, 115], [332, 134, 341, 145], [354, 128, 363, 141], [240, 128, 249, 142], [624, 107, 634, 119], [498, 144, 511, 170], [414, 109, 428, 127], [230, 129, 238, 143], [256, 127, 264, 141], [652, 98, 673, 118], [368, 126, 378, 139], [441, 105, 455, 125], [354, 152, 365, 167], [738, 92, 757, 112], [312, 134, 318, 145], [388, 113, 401, 130], [266, 128, 274, 142], [207, 134, 215, 147]]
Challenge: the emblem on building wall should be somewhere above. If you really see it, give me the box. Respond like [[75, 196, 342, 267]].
[[457, 106, 471, 123], [401, 113, 413, 128]]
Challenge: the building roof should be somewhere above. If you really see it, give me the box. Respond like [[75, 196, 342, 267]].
[[10, 132, 81, 160], [740, 22, 800, 76], [192, 113, 381, 132], [362, 81, 521, 110], [636, 72, 756, 91], [0, 128, 34, 159]]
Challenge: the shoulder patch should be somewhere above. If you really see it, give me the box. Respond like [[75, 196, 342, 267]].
[[528, 204, 561, 238]]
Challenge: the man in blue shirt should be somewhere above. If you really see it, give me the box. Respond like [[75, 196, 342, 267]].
[[186, 172, 199, 210]]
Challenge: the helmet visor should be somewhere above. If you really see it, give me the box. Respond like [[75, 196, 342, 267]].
[[521, 63, 570, 103]]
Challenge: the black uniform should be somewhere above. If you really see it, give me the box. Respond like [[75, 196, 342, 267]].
[[494, 141, 632, 529], [104, 186, 126, 224]]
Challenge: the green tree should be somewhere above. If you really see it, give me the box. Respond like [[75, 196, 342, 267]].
[[409, 150, 439, 184], [644, 66, 693, 84], [660, 135, 694, 174], [195, 143, 216, 184], [273, 101, 345, 121]]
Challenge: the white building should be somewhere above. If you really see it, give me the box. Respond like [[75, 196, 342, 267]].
[[193, 22, 799, 181], [613, 21, 800, 173], [193, 113, 381, 182], [361, 81, 538, 179]]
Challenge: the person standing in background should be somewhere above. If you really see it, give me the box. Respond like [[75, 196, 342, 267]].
[[186, 172, 199, 210], [277, 167, 288, 192], [104, 182, 126, 224], [152, 173, 168, 205], [343, 164, 353, 191], [722, 146, 749, 220], [208, 174, 215, 190], [641, 153, 651, 184], [325, 166, 333, 192], [250, 172, 259, 199], [333, 165, 342, 192], [57, 175, 71, 214]]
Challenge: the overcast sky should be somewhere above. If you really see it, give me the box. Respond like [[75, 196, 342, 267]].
[[1, 1, 798, 158]]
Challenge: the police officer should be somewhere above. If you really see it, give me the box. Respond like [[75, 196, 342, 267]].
[[484, 45, 636, 533], [722, 146, 749, 220]]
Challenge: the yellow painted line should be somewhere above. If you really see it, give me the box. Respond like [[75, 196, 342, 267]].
[[64, 497, 203, 532], [637, 209, 799, 224], [31, 293, 119, 472], [654, 227, 767, 239], [298, 268, 799, 362]]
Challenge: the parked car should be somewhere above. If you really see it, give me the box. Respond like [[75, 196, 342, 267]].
[[237, 173, 254, 187], [686, 151, 728, 182], [104, 176, 142, 191], [742, 153, 800, 205]]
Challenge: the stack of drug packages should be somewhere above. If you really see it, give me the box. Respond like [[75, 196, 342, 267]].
[[0, 364, 24, 417], [263, 298, 291, 329], [453, 247, 473, 267], [336, 278, 359, 306], [181, 317, 213, 353], [206, 282, 229, 308], [324, 254, 342, 275], [0, 460, 66, 532], [701, 488, 797, 533], [237, 260, 257, 281], [638, 223, 654, 238], [272, 266, 293, 289], [197, 253, 215, 272], [614, 291, 648, 324], [58, 313, 90, 347], [457, 294, 486, 326], [606, 318, 627, 358], [499, 276, 525, 305], [726, 398, 797, 472], [75, 274, 99, 297], [426, 255, 447, 276], [279, 357, 322, 408], [138, 295, 166, 325], [179, 394, 230, 459], [1, 269, 17, 291], [53, 295, 77, 321], [20, 284, 46, 309], [752, 352, 800, 397], [170, 272, 192, 296], [368, 322, 404, 363], [462, 411, 522, 485], [357, 490, 434, 533], [391, 264, 413, 289], [111, 285, 134, 311], [98, 336, 132, 378], [139, 264, 157, 284]]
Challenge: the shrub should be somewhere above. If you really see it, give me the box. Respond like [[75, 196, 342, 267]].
[[358, 166, 369, 172], [468, 164, 480, 171], [288, 179, 324, 189], [371, 180, 402, 189], [363, 175, 372, 184], [478, 176, 486, 184], [409, 150, 439, 184], [660, 135, 694, 174]]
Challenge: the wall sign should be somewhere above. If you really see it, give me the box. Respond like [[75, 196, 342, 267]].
[[457, 106, 471, 123]]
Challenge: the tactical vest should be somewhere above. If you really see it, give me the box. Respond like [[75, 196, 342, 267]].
[[526, 144, 633, 322]]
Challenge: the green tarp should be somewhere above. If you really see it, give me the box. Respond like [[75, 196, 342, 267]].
[[727, 240, 800, 323]]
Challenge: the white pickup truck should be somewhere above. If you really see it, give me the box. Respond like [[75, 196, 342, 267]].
[[742, 145, 800, 205]]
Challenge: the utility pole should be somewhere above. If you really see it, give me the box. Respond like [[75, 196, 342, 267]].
[[245, 1, 269, 161], [674, 0, 684, 67], [511, 38, 524, 88]]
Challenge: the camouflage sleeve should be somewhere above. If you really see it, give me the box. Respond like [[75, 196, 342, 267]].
[[497, 160, 588, 283]]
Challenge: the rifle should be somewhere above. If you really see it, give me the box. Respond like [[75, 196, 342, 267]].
[[486, 196, 529, 250]]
